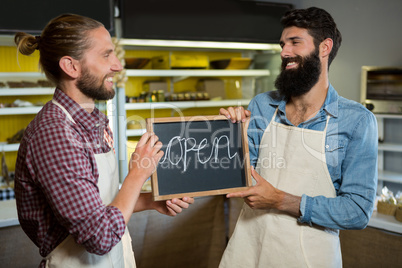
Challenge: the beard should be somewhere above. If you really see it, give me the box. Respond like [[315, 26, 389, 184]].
[[274, 48, 321, 100], [76, 64, 115, 101]]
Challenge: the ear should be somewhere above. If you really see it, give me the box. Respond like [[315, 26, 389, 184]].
[[320, 38, 333, 59], [59, 56, 80, 79]]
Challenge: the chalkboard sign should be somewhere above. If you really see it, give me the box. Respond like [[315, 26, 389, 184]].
[[146, 115, 251, 201]]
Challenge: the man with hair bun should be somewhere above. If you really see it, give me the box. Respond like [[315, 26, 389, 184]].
[[219, 7, 378, 267], [14, 14, 193, 268]]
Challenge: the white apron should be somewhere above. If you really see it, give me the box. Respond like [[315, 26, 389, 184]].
[[220, 109, 342, 268], [44, 100, 136, 268]]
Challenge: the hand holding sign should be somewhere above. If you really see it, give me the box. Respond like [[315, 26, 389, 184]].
[[128, 132, 164, 184], [220, 106, 251, 123], [146, 115, 252, 201]]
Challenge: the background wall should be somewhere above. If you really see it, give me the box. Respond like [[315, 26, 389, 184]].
[[262, 0, 402, 102]]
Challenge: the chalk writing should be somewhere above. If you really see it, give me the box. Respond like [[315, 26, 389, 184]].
[[160, 135, 237, 172]]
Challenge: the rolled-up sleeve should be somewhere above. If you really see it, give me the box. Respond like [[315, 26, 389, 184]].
[[298, 110, 378, 230]]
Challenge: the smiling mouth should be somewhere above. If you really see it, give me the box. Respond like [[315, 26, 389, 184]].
[[105, 76, 114, 84], [286, 62, 298, 69]]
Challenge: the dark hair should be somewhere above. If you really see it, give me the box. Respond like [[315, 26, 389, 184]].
[[14, 14, 104, 86], [280, 7, 342, 67]]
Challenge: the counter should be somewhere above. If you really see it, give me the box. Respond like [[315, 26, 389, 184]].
[[1, 199, 401, 234], [0, 200, 19, 227], [368, 211, 402, 234]]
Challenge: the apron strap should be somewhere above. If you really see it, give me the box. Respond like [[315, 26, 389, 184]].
[[52, 99, 76, 124], [272, 107, 331, 134]]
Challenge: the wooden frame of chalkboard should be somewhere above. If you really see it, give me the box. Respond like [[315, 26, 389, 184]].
[[146, 115, 252, 201]]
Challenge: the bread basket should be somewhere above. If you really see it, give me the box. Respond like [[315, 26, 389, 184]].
[[395, 206, 402, 222], [377, 200, 397, 216]]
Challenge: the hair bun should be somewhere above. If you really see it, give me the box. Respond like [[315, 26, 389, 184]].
[[34, 36, 41, 50]]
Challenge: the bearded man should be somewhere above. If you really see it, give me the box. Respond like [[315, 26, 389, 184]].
[[14, 14, 193, 268], [219, 7, 378, 267]]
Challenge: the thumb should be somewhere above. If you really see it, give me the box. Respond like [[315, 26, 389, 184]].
[[251, 166, 262, 185]]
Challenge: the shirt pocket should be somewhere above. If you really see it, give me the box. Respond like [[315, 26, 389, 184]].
[[325, 137, 348, 178]]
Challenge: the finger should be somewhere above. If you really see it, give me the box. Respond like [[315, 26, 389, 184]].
[[244, 109, 251, 118], [166, 200, 184, 213], [152, 141, 163, 154], [235, 106, 245, 122], [137, 132, 152, 147], [147, 133, 160, 147], [219, 108, 230, 118], [166, 206, 177, 216], [181, 196, 194, 204], [170, 198, 190, 209], [226, 107, 238, 123], [251, 166, 262, 184], [155, 149, 164, 161], [226, 191, 247, 198], [240, 108, 251, 122]]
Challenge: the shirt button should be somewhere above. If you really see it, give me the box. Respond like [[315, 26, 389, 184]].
[[325, 145, 329, 148]]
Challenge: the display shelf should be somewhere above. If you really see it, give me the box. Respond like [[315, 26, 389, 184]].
[[378, 170, 402, 184], [0, 87, 54, 96], [125, 69, 270, 78], [375, 113, 402, 119], [368, 211, 402, 234], [126, 129, 147, 137], [0, 72, 46, 79], [0, 143, 19, 152], [117, 39, 274, 181], [125, 99, 251, 137], [125, 99, 251, 111], [119, 38, 281, 51], [373, 113, 402, 234], [0, 106, 43, 115], [0, 200, 19, 228], [375, 114, 402, 186], [378, 142, 402, 152]]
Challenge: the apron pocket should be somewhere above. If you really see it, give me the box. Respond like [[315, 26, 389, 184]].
[[300, 226, 342, 268]]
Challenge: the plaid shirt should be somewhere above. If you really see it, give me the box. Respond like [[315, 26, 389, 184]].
[[15, 89, 125, 264]]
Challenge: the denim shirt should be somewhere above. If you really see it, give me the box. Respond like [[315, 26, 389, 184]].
[[247, 84, 378, 230]]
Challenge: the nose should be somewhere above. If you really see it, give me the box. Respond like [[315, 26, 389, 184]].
[[280, 44, 292, 59], [111, 54, 123, 72]]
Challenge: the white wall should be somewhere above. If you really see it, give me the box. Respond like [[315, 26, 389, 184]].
[[261, 0, 402, 102]]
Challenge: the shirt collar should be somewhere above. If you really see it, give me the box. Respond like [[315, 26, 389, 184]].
[[272, 83, 339, 118], [323, 84, 339, 118], [53, 88, 107, 131]]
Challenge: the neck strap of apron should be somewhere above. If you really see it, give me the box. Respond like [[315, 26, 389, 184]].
[[272, 107, 331, 133], [52, 99, 76, 124]]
